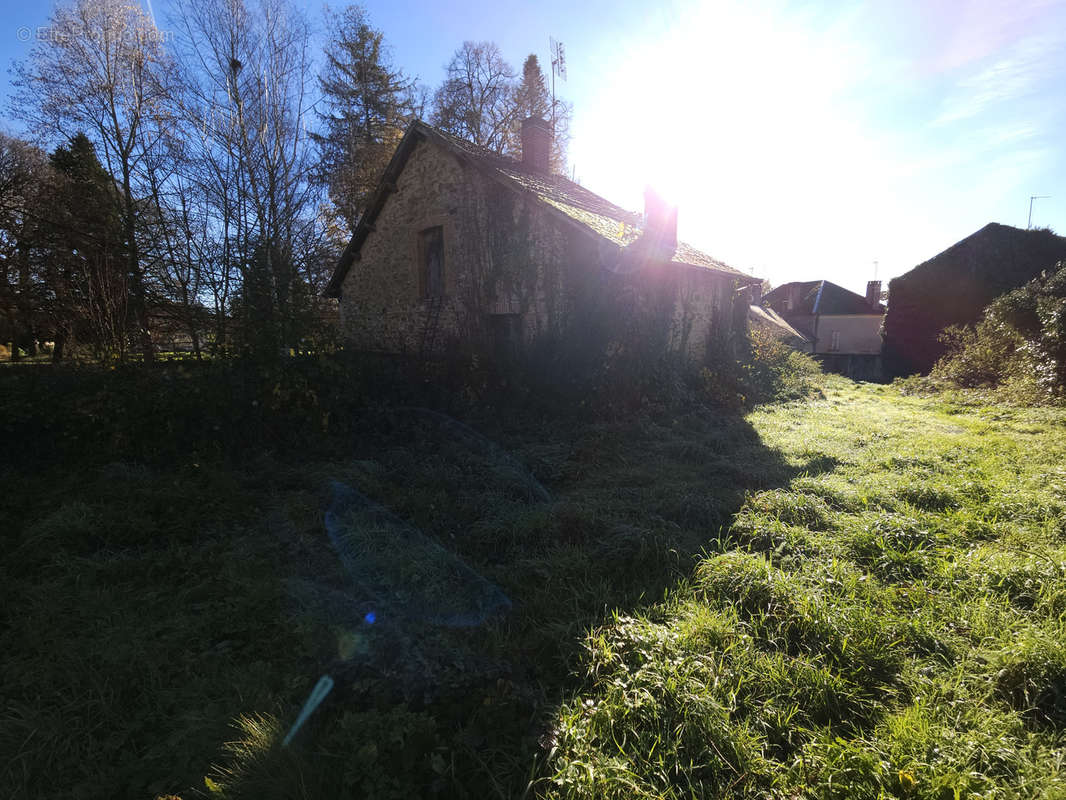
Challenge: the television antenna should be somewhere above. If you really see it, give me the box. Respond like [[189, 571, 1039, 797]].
[[1028, 195, 1051, 228], [550, 37, 566, 136]]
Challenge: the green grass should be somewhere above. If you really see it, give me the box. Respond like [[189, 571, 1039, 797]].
[[546, 382, 1066, 799], [3, 374, 1066, 798]]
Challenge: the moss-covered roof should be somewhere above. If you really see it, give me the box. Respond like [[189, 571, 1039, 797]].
[[325, 121, 753, 296], [424, 123, 750, 277]]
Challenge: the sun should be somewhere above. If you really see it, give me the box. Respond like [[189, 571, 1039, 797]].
[[571, 0, 885, 283]]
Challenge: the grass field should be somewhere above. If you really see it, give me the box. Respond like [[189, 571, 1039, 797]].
[[547, 383, 1066, 798], [3, 374, 1065, 798]]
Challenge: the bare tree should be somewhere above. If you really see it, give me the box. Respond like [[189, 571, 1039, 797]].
[[171, 0, 333, 357], [139, 141, 210, 358], [12, 0, 177, 361], [432, 42, 517, 154]]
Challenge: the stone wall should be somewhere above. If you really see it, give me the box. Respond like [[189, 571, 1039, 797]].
[[338, 136, 573, 357], [338, 134, 739, 363]]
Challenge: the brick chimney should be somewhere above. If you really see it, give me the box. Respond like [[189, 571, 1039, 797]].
[[643, 187, 678, 249], [866, 280, 882, 308], [521, 117, 551, 173]]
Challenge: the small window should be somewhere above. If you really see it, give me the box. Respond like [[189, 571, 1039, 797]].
[[830, 330, 840, 351], [418, 226, 444, 299]]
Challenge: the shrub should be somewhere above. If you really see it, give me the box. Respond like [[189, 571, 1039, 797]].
[[740, 327, 823, 405], [926, 260, 1066, 402], [930, 320, 1025, 389]]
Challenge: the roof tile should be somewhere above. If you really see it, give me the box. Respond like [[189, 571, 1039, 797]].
[[420, 123, 751, 279]]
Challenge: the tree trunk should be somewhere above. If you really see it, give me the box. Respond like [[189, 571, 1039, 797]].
[[121, 162, 154, 363]]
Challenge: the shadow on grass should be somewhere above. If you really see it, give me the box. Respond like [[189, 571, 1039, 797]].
[[201, 406, 819, 799], [0, 361, 818, 800]]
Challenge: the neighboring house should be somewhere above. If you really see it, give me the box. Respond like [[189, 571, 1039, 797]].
[[762, 279, 884, 379], [324, 117, 758, 364], [883, 223, 1066, 377]]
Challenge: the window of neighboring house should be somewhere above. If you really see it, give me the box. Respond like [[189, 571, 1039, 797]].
[[784, 297, 793, 311], [418, 226, 444, 299], [830, 330, 840, 352]]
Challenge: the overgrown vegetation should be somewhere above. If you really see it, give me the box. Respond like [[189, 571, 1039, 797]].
[[9, 363, 1065, 799], [898, 259, 1066, 404], [1, 355, 812, 800]]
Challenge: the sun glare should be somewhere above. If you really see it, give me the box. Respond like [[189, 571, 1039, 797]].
[[573, 0, 892, 285]]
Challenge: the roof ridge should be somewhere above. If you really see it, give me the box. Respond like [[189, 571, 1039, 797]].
[[416, 120, 643, 223], [326, 119, 755, 295]]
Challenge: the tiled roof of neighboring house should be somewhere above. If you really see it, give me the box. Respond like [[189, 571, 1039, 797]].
[[763, 280, 884, 316], [325, 121, 754, 296]]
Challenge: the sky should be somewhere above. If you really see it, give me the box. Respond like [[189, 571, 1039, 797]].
[[2, 0, 1064, 295]]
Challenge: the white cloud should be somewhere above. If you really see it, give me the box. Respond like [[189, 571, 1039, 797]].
[[935, 33, 1061, 125]]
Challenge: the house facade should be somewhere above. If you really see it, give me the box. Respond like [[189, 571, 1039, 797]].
[[324, 118, 757, 363], [762, 279, 884, 379]]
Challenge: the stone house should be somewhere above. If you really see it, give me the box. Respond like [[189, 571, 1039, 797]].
[[762, 279, 884, 379], [883, 223, 1066, 377], [324, 118, 757, 364]]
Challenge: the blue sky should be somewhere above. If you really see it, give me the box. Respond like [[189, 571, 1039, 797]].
[[3, 0, 1064, 294]]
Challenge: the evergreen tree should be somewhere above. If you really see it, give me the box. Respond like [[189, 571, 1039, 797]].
[[12, 0, 174, 362], [509, 53, 571, 174], [47, 133, 128, 359], [514, 54, 551, 121], [314, 5, 415, 232], [0, 133, 49, 358]]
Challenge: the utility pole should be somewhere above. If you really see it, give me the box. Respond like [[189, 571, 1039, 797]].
[[1028, 195, 1051, 228]]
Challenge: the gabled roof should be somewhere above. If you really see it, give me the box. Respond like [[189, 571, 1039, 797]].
[[325, 120, 754, 297], [763, 280, 884, 315], [893, 222, 1066, 289], [882, 222, 1066, 376]]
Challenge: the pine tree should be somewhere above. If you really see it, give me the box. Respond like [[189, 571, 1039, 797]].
[[12, 0, 173, 361], [511, 54, 570, 175], [514, 54, 550, 121], [314, 6, 415, 232], [47, 133, 128, 359]]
